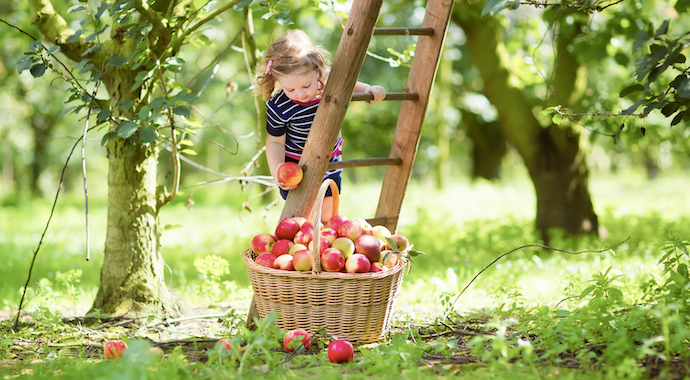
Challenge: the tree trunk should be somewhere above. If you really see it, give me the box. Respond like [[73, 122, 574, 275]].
[[462, 110, 506, 180], [454, 2, 598, 241], [91, 139, 178, 315]]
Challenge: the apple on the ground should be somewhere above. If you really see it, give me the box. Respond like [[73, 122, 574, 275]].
[[292, 249, 314, 271], [320, 247, 345, 272], [251, 233, 276, 254], [276, 162, 303, 188], [149, 346, 165, 359], [272, 239, 293, 256], [345, 253, 371, 273], [331, 237, 355, 260], [283, 329, 311, 352], [273, 254, 294, 271], [338, 219, 363, 241], [288, 243, 308, 256], [275, 217, 301, 241], [327, 214, 348, 232], [327, 339, 354, 363], [354, 234, 382, 264], [104, 340, 128, 359], [320, 227, 338, 244], [255, 252, 277, 268]]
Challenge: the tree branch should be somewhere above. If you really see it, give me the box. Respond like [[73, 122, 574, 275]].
[[170, 0, 242, 56], [28, 0, 90, 62]]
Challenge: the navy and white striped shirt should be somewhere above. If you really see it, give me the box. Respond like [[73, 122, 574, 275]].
[[266, 90, 343, 175]]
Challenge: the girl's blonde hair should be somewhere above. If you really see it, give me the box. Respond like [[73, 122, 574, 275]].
[[254, 30, 331, 101]]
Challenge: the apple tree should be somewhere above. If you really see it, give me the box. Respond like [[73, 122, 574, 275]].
[[15, 0, 279, 316]]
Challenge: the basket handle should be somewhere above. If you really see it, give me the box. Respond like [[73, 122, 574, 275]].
[[309, 179, 340, 275]]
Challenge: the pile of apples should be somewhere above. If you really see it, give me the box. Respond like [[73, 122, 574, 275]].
[[250, 214, 410, 274]]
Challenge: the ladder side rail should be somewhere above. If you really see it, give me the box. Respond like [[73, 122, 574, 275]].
[[279, 0, 384, 220], [374, 0, 455, 232]]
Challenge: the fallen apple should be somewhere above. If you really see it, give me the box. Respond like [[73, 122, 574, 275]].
[[292, 249, 314, 271], [251, 233, 276, 254], [345, 253, 371, 273], [354, 234, 382, 264], [276, 162, 303, 188], [275, 217, 301, 241], [255, 252, 277, 268], [331, 237, 355, 260], [273, 254, 294, 271], [104, 340, 128, 359], [321, 247, 345, 272], [272, 239, 294, 256], [283, 329, 311, 352], [149, 346, 165, 360], [327, 339, 354, 363]]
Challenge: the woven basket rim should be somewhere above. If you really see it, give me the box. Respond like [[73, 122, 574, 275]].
[[243, 249, 405, 279]]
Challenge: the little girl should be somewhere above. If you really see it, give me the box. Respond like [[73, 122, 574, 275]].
[[253, 30, 386, 222]]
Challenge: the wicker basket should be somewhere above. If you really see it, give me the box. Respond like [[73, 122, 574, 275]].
[[243, 180, 405, 343]]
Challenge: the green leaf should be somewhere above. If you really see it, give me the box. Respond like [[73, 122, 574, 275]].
[[67, 30, 86, 43], [552, 113, 564, 124], [97, 108, 111, 124], [608, 288, 623, 301], [671, 111, 685, 126], [30, 63, 46, 78], [119, 100, 135, 110], [274, 12, 294, 26], [676, 0, 690, 12], [619, 84, 645, 98], [655, 20, 669, 37], [17, 56, 33, 74], [385, 237, 398, 251], [116, 121, 139, 138], [67, 5, 86, 13], [47, 45, 61, 55], [675, 241, 689, 256], [100, 132, 117, 146], [674, 75, 690, 98], [482, 0, 509, 16], [164, 224, 183, 230], [164, 57, 185, 73], [179, 149, 197, 156], [234, 0, 254, 9], [108, 56, 128, 67], [579, 285, 596, 298], [633, 31, 650, 52], [174, 106, 191, 117], [622, 99, 646, 115], [661, 103, 679, 117], [140, 126, 158, 144]]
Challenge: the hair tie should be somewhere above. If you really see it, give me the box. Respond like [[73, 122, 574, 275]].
[[264, 60, 273, 75]]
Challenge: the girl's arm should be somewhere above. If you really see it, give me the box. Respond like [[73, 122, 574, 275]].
[[266, 133, 297, 190], [354, 81, 386, 103]]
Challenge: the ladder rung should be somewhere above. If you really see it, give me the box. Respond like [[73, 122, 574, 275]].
[[366, 216, 399, 227], [374, 27, 435, 36], [352, 92, 419, 102], [328, 157, 403, 170]]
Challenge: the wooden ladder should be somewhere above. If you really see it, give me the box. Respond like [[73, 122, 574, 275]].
[[247, 0, 454, 326], [280, 0, 454, 232]]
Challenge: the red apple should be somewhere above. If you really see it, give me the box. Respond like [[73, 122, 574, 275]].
[[384, 252, 400, 269], [331, 237, 355, 260], [354, 234, 382, 264], [251, 233, 276, 254], [255, 252, 277, 268], [276, 162, 303, 188], [353, 218, 373, 235], [293, 216, 308, 228], [338, 219, 363, 241], [288, 243, 307, 256], [104, 340, 127, 359], [327, 339, 354, 363], [275, 217, 301, 241], [387, 234, 410, 251], [371, 225, 392, 243], [273, 254, 294, 271], [283, 329, 311, 352], [370, 261, 386, 273], [272, 239, 293, 256], [293, 226, 314, 246], [308, 236, 330, 255], [345, 253, 371, 273], [292, 249, 314, 271], [321, 247, 345, 272], [320, 227, 339, 244], [327, 214, 348, 232]]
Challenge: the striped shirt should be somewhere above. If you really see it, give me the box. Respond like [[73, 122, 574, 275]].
[[266, 90, 343, 176]]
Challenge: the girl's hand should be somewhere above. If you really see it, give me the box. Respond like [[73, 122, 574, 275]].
[[364, 85, 386, 104]]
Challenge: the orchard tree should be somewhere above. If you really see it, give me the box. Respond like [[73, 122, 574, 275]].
[[16, 0, 273, 316]]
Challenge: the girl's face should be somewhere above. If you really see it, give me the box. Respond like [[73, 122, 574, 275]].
[[276, 71, 322, 103]]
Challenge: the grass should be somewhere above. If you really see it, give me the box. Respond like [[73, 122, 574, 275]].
[[1, 169, 689, 379]]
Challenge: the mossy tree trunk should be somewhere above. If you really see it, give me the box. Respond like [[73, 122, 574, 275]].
[[454, 2, 598, 241]]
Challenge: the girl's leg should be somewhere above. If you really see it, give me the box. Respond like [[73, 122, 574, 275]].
[[321, 196, 334, 223]]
